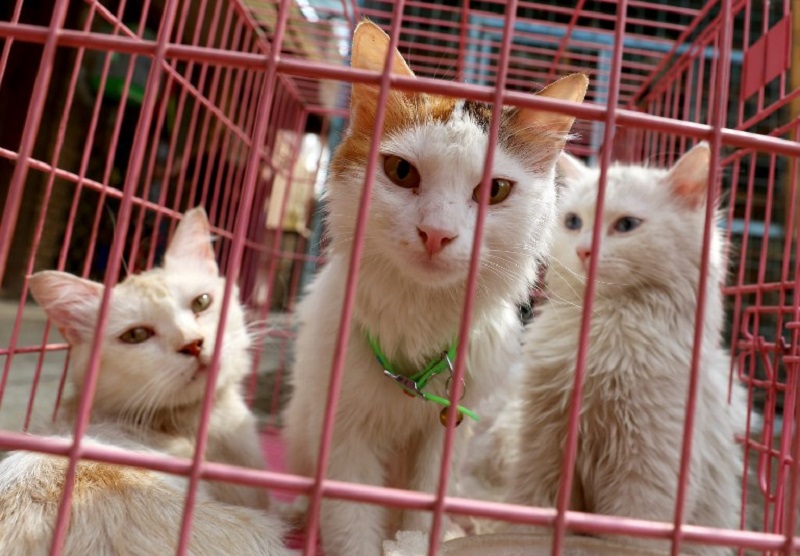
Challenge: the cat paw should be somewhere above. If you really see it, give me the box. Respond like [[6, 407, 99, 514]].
[[382, 530, 429, 556]]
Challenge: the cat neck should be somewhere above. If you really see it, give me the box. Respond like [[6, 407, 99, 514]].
[[327, 251, 522, 370], [58, 385, 231, 438], [545, 270, 725, 348]]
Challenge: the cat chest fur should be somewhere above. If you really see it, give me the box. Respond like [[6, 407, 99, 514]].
[[525, 300, 704, 438]]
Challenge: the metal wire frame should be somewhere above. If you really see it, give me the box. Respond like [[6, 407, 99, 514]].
[[0, 0, 309, 553], [627, 1, 800, 545], [1, 0, 800, 555]]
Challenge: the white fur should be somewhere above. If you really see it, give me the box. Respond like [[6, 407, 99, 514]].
[[508, 146, 747, 555], [282, 90, 581, 553], [0, 208, 289, 554], [326, 119, 555, 295]]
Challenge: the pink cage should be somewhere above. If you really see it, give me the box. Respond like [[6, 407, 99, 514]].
[[1, 0, 800, 554]]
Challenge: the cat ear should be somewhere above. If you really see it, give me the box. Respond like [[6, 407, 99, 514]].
[[556, 152, 589, 185], [515, 74, 589, 138], [349, 20, 415, 126], [164, 207, 218, 275], [351, 20, 414, 79], [27, 271, 103, 344], [665, 142, 710, 206]]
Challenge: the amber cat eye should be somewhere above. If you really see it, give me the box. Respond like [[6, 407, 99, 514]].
[[473, 178, 514, 205], [120, 327, 154, 344], [383, 155, 421, 189], [191, 293, 212, 313]]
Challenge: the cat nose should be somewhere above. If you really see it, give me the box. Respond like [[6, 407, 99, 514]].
[[179, 338, 204, 357], [417, 226, 457, 256], [576, 246, 592, 263]]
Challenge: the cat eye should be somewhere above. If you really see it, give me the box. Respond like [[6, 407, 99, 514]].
[[472, 178, 514, 205], [564, 213, 582, 230], [191, 293, 212, 313], [612, 216, 642, 233], [119, 327, 154, 344], [383, 155, 421, 189]]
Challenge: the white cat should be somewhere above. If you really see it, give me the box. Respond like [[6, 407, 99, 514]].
[[0, 207, 289, 554], [509, 144, 747, 555], [282, 20, 588, 555]]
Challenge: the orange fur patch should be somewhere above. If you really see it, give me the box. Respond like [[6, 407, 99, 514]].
[[331, 89, 457, 179], [330, 89, 568, 179], [1, 458, 152, 509], [73, 462, 145, 495]]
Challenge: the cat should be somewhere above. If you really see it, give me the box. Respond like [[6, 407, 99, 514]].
[[507, 143, 747, 555], [0, 435, 288, 555], [0, 207, 290, 554], [282, 19, 588, 555]]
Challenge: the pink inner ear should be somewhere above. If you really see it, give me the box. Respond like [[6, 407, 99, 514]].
[[28, 272, 104, 345], [53, 317, 89, 345], [669, 167, 708, 206], [667, 144, 710, 205], [164, 240, 218, 274], [164, 209, 218, 272]]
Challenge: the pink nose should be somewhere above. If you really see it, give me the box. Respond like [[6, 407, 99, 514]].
[[576, 246, 592, 263], [179, 338, 204, 357], [417, 226, 457, 256]]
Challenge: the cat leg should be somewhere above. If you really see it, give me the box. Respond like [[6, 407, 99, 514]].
[[400, 427, 464, 540], [205, 392, 271, 509], [319, 436, 389, 556], [501, 414, 564, 535], [595, 470, 737, 556], [590, 442, 713, 555]]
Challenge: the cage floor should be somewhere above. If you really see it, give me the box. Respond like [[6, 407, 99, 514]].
[[259, 430, 691, 555]]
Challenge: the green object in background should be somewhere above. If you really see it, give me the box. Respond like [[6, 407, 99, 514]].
[[84, 23, 176, 130]]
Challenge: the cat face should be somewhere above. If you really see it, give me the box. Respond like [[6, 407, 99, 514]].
[[27, 208, 251, 416], [548, 143, 716, 295], [326, 21, 588, 293]]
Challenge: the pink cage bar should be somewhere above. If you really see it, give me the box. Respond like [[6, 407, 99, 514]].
[[1, 0, 800, 554]]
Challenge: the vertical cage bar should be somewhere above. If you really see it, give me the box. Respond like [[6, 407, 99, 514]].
[[0, 1, 100, 410], [47, 1, 183, 552], [550, 1, 627, 554], [428, 0, 519, 552], [174, 0, 293, 551], [0, 0, 71, 285], [301, 3, 408, 552], [670, 0, 734, 553]]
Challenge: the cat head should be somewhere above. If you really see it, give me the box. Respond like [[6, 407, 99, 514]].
[[326, 20, 588, 301], [27, 207, 251, 418], [549, 142, 723, 296]]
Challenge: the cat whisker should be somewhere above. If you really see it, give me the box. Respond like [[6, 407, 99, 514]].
[[481, 259, 529, 289], [544, 263, 587, 303], [245, 320, 275, 344], [544, 255, 626, 291], [539, 289, 584, 312], [120, 372, 174, 431]]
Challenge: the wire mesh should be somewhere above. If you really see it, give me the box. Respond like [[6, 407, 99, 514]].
[[1, 0, 800, 554]]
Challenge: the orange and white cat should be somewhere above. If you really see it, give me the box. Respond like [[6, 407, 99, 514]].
[[283, 20, 588, 555], [0, 208, 289, 555]]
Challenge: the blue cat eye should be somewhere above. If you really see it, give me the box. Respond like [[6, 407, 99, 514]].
[[564, 212, 582, 230], [613, 216, 643, 233]]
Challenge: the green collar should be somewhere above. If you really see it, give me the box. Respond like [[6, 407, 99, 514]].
[[366, 332, 479, 424]]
